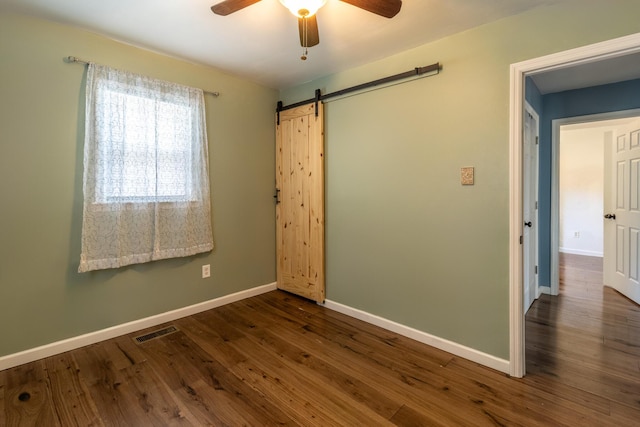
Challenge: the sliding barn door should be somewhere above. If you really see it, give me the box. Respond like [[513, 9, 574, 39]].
[[275, 102, 325, 302]]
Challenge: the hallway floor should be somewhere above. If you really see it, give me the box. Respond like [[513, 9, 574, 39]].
[[524, 253, 640, 421]]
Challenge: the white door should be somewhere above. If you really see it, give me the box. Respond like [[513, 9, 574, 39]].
[[523, 107, 539, 312], [604, 118, 640, 304]]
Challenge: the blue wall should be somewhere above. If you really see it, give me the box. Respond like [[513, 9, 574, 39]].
[[534, 78, 640, 286], [525, 77, 543, 113]]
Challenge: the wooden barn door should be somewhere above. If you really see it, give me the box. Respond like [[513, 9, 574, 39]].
[[275, 102, 325, 302]]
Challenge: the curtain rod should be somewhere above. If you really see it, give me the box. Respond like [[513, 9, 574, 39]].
[[64, 56, 220, 97]]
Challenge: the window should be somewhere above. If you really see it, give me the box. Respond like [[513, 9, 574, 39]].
[[79, 63, 213, 273], [100, 93, 193, 202]]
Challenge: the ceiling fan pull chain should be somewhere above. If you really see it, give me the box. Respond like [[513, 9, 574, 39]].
[[301, 15, 308, 60]]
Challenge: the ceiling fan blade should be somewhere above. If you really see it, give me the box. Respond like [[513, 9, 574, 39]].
[[298, 15, 320, 47], [211, 0, 262, 16], [339, 0, 402, 18]]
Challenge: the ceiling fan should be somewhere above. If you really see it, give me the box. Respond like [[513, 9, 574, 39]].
[[211, 0, 402, 59]]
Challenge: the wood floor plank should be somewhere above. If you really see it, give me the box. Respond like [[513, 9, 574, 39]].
[[239, 294, 531, 426], [174, 316, 249, 368], [450, 357, 625, 426], [3, 360, 48, 388], [2, 254, 640, 425], [4, 378, 60, 426], [525, 322, 640, 376], [2, 359, 62, 426], [73, 345, 158, 426], [609, 400, 640, 425], [230, 295, 486, 426], [216, 300, 404, 421], [239, 310, 470, 426], [137, 328, 297, 426], [44, 354, 104, 427], [212, 316, 396, 425], [525, 354, 640, 410], [107, 361, 196, 426], [0, 369, 6, 427], [526, 254, 640, 416]]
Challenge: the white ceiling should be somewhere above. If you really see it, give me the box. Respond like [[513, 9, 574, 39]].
[[1, 0, 571, 89], [529, 52, 640, 95]]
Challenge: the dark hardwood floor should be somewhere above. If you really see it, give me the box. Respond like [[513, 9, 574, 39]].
[[523, 253, 640, 425], [1, 255, 639, 425]]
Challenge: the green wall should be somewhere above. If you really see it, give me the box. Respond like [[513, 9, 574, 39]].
[[280, 0, 640, 358], [3, 0, 640, 363], [0, 13, 278, 357]]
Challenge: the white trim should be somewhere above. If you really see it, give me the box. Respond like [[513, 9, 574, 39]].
[[537, 286, 548, 298], [509, 56, 525, 378], [551, 119, 560, 295], [322, 299, 510, 374], [559, 248, 604, 257], [0, 282, 277, 371], [509, 31, 640, 378]]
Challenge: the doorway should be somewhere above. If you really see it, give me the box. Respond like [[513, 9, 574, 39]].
[[559, 123, 604, 261], [550, 114, 640, 296], [508, 32, 640, 378]]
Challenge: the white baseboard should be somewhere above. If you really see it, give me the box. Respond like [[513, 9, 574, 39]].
[[0, 282, 277, 371], [321, 299, 510, 374], [1, 284, 510, 375], [537, 285, 550, 298], [559, 247, 603, 257]]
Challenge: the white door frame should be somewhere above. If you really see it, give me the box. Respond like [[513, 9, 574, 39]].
[[508, 32, 640, 378], [549, 110, 640, 297]]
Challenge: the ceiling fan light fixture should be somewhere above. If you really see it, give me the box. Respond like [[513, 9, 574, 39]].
[[279, 0, 327, 17]]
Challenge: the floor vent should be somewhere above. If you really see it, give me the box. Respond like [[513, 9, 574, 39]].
[[134, 325, 178, 344]]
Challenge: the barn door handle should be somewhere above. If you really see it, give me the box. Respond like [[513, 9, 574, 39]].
[[524, 221, 532, 227], [274, 188, 280, 205], [604, 213, 616, 220]]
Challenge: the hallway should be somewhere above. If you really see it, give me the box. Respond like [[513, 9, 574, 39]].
[[525, 253, 640, 418]]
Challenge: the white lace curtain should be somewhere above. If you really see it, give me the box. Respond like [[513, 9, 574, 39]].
[[79, 63, 213, 273]]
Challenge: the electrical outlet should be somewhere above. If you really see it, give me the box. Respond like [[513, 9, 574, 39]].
[[574, 231, 580, 238], [202, 264, 210, 278]]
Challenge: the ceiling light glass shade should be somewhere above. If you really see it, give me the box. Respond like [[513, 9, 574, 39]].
[[279, 0, 327, 17]]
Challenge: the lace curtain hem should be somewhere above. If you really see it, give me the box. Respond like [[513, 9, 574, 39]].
[[78, 242, 214, 273]]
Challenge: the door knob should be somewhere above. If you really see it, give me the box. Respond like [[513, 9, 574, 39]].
[[524, 221, 532, 227], [604, 213, 616, 220]]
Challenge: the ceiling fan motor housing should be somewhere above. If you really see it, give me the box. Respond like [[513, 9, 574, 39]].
[[279, 0, 327, 17]]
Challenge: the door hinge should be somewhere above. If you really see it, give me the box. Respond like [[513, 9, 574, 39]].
[[535, 265, 538, 274], [535, 136, 539, 145], [520, 235, 523, 244], [535, 201, 538, 210]]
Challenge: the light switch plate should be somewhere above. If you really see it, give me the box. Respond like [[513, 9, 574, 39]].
[[461, 167, 474, 185]]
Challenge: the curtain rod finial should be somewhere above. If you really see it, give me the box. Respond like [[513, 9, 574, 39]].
[[64, 56, 89, 65]]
